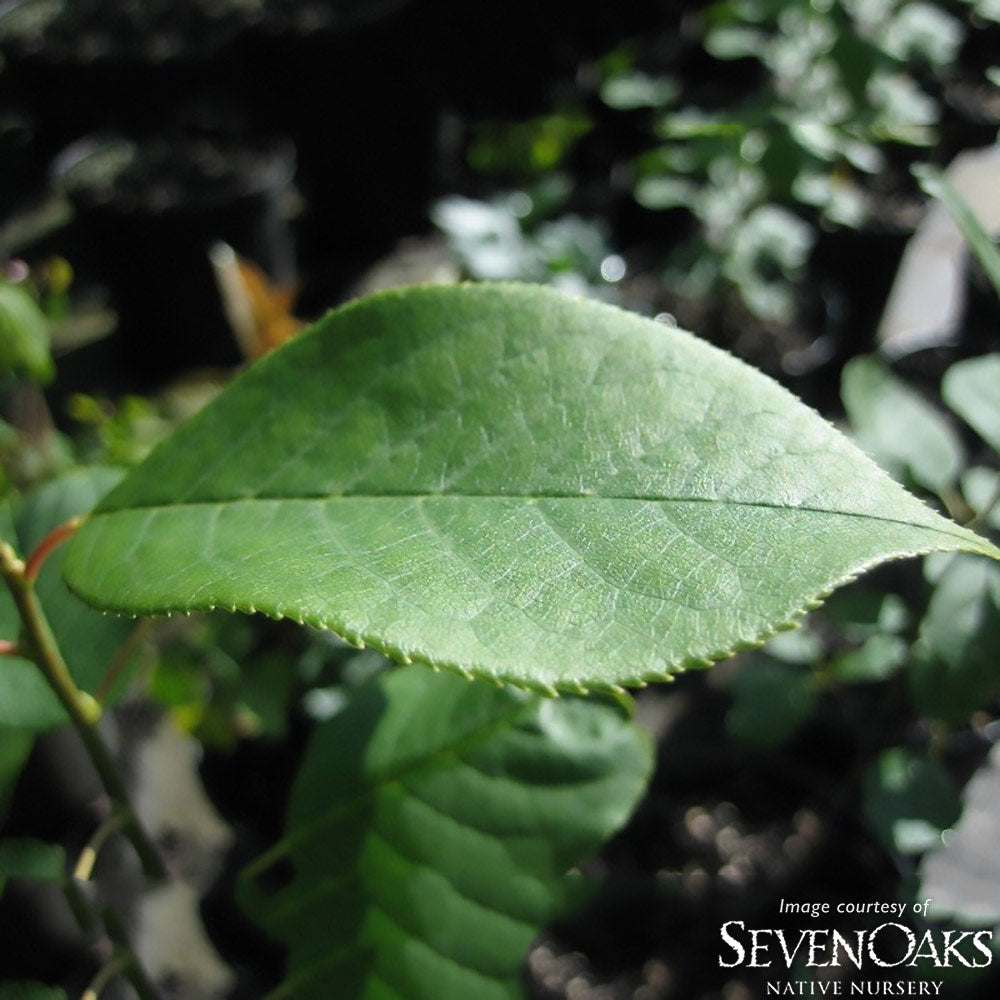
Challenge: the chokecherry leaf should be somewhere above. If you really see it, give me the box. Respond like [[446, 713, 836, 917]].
[[63, 283, 999, 691]]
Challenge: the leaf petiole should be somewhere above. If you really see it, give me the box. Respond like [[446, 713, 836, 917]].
[[23, 515, 85, 583]]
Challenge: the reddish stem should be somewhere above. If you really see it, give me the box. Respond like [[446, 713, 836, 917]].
[[24, 516, 84, 582]]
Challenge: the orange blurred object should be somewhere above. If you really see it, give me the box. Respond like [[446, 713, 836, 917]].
[[209, 242, 303, 360]]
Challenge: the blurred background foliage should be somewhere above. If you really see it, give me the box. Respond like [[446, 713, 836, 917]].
[[1, 0, 1000, 998]]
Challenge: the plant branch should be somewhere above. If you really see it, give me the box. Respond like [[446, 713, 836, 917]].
[[83, 954, 129, 1000], [74, 810, 129, 882], [62, 875, 98, 935], [0, 540, 167, 882]]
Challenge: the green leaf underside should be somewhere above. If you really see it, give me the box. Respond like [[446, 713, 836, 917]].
[[0, 837, 65, 882], [0, 985, 66, 1000], [0, 728, 34, 825], [241, 668, 652, 1000], [63, 283, 999, 690]]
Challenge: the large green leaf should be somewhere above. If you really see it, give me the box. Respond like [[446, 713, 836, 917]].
[[239, 667, 651, 1000], [63, 284, 999, 690]]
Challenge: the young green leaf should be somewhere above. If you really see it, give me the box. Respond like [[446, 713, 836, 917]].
[[63, 284, 1000, 691], [841, 354, 964, 496], [942, 354, 1000, 455], [0, 282, 54, 384], [239, 667, 651, 1000]]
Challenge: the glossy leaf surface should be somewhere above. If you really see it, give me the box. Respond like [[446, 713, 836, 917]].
[[239, 667, 651, 1000], [64, 284, 999, 690]]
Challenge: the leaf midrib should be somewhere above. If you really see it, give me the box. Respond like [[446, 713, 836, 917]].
[[90, 493, 979, 546]]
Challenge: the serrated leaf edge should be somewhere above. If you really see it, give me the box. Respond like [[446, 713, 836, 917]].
[[83, 534, 996, 696]]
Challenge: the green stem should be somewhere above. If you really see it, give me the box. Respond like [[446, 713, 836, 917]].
[[74, 810, 129, 882], [82, 955, 130, 1000], [0, 540, 167, 882], [62, 875, 98, 935]]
